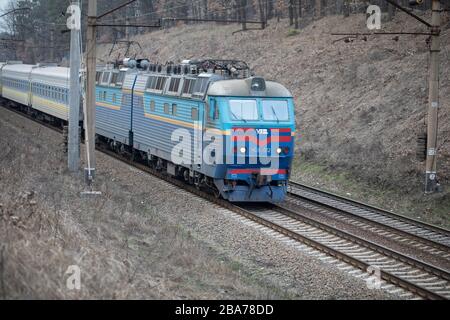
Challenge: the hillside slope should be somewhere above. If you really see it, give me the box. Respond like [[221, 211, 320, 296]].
[[97, 13, 450, 223]]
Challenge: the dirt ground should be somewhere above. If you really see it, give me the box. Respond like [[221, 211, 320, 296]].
[[97, 12, 450, 228], [0, 106, 400, 300]]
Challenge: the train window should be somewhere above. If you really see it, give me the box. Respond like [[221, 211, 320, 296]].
[[182, 78, 195, 95], [116, 71, 126, 86], [164, 103, 169, 114], [193, 77, 209, 95], [101, 72, 110, 84], [168, 78, 181, 93], [146, 76, 157, 90], [96, 72, 101, 83], [172, 104, 177, 116], [111, 73, 119, 85], [262, 100, 289, 121], [155, 77, 167, 91], [191, 108, 198, 120], [150, 100, 155, 112], [214, 105, 220, 120], [206, 103, 211, 120], [229, 100, 258, 121]]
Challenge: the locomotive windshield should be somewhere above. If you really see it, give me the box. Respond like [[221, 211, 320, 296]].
[[262, 100, 289, 121], [229, 100, 258, 121]]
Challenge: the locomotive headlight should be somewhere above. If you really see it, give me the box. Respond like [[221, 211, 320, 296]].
[[276, 147, 282, 154], [240, 147, 246, 154]]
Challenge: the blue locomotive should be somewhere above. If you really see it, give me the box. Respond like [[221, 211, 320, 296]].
[[0, 59, 296, 202]]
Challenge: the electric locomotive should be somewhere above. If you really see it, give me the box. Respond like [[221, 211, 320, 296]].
[[0, 59, 296, 202]]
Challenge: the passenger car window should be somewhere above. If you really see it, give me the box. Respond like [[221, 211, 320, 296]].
[[229, 100, 258, 121]]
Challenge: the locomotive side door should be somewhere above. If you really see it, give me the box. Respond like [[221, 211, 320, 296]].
[[193, 99, 206, 170]]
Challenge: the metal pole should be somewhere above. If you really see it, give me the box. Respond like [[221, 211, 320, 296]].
[[68, 1, 81, 172], [85, 0, 97, 183], [425, 0, 441, 193], [50, 23, 55, 62]]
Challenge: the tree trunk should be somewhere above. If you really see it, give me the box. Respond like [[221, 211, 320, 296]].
[[315, 0, 321, 18], [289, 0, 294, 25], [241, 0, 247, 30], [387, 2, 396, 21], [343, 0, 350, 17], [257, 0, 266, 29]]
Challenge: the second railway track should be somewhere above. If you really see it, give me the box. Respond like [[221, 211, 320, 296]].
[[288, 182, 450, 259], [243, 203, 450, 300]]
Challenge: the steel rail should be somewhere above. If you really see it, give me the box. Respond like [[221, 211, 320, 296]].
[[1, 103, 447, 300], [288, 181, 450, 253], [274, 204, 450, 280]]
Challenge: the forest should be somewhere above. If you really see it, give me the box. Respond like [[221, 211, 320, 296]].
[[0, 0, 434, 63]]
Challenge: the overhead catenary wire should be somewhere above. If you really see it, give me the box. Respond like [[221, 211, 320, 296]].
[[99, 0, 273, 25]]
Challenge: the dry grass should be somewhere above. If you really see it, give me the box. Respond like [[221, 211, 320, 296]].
[[0, 108, 282, 299]]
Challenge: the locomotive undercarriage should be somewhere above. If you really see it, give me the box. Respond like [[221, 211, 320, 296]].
[[99, 136, 222, 198]]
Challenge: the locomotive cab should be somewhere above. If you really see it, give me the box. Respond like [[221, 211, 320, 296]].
[[205, 77, 296, 202]]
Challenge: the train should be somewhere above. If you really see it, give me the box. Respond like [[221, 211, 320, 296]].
[[0, 59, 296, 202]]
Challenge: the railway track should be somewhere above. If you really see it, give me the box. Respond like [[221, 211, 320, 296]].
[[244, 204, 450, 300], [2, 103, 450, 300], [287, 182, 450, 259]]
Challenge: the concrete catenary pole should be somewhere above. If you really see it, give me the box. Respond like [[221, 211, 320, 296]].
[[67, 1, 81, 172], [50, 23, 55, 62], [85, 0, 97, 183], [424, 0, 441, 193]]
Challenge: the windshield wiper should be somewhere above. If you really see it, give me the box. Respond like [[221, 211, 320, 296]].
[[230, 110, 247, 123], [270, 105, 280, 123]]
